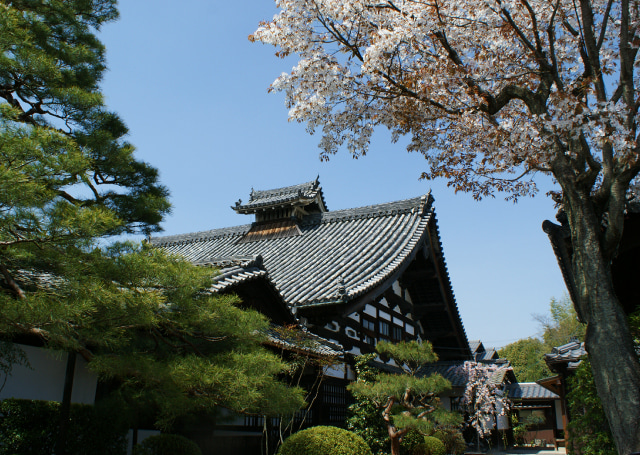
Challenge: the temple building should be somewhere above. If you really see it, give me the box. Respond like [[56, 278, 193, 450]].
[[150, 178, 472, 453], [152, 178, 470, 361]]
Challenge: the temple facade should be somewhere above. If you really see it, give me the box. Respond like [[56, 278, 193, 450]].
[[150, 178, 472, 454]]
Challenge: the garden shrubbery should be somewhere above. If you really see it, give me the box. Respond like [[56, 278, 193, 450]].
[[433, 427, 466, 455], [0, 398, 128, 455], [132, 434, 202, 455], [278, 425, 372, 455], [412, 436, 446, 455]]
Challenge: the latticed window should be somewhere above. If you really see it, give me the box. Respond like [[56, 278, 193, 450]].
[[323, 382, 350, 424], [362, 318, 375, 331], [379, 321, 390, 336]]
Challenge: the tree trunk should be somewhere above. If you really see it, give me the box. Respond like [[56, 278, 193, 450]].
[[564, 196, 640, 455], [390, 434, 401, 455]]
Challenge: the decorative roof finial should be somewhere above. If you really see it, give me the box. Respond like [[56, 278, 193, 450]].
[[337, 276, 346, 297]]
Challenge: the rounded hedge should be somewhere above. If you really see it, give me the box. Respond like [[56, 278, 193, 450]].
[[433, 427, 466, 455], [278, 426, 373, 455], [413, 436, 446, 455], [132, 434, 202, 455]]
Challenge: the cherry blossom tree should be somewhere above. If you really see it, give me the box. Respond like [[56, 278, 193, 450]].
[[251, 1, 640, 452], [459, 362, 512, 448]]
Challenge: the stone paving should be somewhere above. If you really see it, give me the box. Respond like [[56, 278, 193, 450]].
[[485, 447, 567, 455]]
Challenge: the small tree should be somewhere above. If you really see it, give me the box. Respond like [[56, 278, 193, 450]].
[[348, 341, 460, 455], [347, 354, 390, 455], [459, 362, 511, 449]]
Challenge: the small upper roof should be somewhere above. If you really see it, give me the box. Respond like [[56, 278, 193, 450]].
[[545, 339, 586, 372], [232, 177, 327, 214], [469, 340, 500, 361]]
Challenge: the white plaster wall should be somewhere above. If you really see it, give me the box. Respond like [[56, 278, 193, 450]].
[[555, 400, 564, 429], [323, 364, 346, 379], [364, 304, 376, 317], [0, 344, 97, 404]]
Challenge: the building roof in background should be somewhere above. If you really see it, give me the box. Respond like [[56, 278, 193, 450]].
[[507, 382, 559, 400], [469, 340, 500, 361], [152, 179, 471, 359], [545, 340, 586, 372], [418, 360, 513, 388]]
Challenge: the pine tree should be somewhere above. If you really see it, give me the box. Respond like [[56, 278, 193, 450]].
[[347, 341, 459, 455], [0, 2, 306, 448]]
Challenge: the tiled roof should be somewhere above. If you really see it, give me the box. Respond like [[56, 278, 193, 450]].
[[232, 178, 327, 213], [418, 361, 469, 387], [196, 255, 271, 293], [469, 340, 482, 353], [417, 361, 512, 387], [265, 325, 343, 358], [507, 382, 559, 400], [545, 340, 586, 371], [152, 194, 435, 309]]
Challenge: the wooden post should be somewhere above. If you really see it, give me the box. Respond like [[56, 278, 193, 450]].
[[56, 351, 76, 455]]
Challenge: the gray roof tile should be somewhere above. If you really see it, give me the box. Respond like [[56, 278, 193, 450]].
[[152, 194, 435, 308], [545, 340, 586, 371], [266, 325, 343, 357], [232, 178, 327, 213], [507, 382, 559, 400]]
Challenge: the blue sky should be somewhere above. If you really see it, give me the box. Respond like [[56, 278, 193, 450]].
[[98, 0, 568, 349]]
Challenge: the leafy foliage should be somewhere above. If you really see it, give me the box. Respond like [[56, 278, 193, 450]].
[[566, 360, 616, 455], [536, 297, 586, 349], [0, 398, 128, 455], [348, 341, 459, 455], [0, 0, 306, 430], [347, 354, 390, 455], [132, 434, 202, 455], [499, 297, 584, 382], [498, 338, 548, 382], [433, 426, 466, 455], [414, 436, 446, 455], [277, 426, 373, 455], [0, 0, 169, 348]]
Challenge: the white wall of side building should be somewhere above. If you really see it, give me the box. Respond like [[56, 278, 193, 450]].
[[0, 344, 97, 404], [555, 400, 564, 429]]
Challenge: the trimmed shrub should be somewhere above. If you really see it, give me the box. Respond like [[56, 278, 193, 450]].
[[0, 398, 128, 455], [433, 427, 466, 455], [413, 436, 446, 455], [132, 434, 202, 455], [400, 430, 426, 455], [278, 426, 373, 455]]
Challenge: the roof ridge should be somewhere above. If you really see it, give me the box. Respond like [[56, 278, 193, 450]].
[[151, 194, 432, 246], [302, 195, 431, 225], [251, 178, 319, 198]]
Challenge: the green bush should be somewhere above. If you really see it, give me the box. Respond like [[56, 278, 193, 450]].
[[433, 427, 466, 455], [566, 360, 616, 455], [132, 434, 202, 455], [412, 436, 446, 455], [0, 398, 128, 455], [278, 426, 373, 455], [400, 430, 426, 455]]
